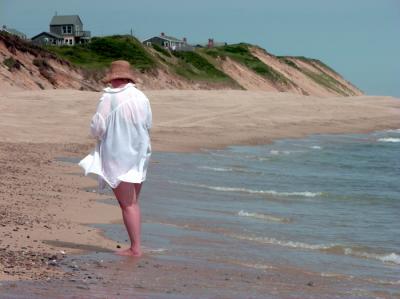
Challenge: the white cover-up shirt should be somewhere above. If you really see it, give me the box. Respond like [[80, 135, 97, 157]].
[[79, 83, 152, 189]]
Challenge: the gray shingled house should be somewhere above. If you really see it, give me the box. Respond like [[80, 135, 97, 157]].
[[142, 32, 193, 51], [31, 14, 91, 46]]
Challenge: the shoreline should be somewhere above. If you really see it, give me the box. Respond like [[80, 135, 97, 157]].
[[1, 89, 400, 297]]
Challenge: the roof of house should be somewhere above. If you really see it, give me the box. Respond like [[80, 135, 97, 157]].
[[31, 31, 63, 40], [50, 15, 83, 26], [162, 35, 183, 42], [143, 34, 185, 43]]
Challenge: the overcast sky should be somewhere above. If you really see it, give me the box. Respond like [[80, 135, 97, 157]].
[[1, 0, 399, 97]]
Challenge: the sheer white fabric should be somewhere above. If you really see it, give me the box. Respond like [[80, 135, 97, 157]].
[[79, 83, 152, 189]]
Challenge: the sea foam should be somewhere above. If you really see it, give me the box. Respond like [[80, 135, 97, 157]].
[[238, 210, 290, 223], [311, 145, 322, 150], [198, 165, 262, 175], [198, 166, 233, 172], [378, 138, 400, 143], [229, 233, 400, 265], [169, 181, 322, 198], [344, 249, 400, 265], [230, 234, 334, 250], [384, 129, 400, 133]]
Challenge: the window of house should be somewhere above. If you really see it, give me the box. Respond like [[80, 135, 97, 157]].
[[62, 25, 72, 34]]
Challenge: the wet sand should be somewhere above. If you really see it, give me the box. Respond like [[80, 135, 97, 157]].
[[1, 89, 400, 297]]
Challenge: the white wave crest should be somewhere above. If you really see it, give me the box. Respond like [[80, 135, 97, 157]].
[[198, 166, 261, 175], [230, 234, 333, 250], [235, 262, 274, 270], [169, 181, 322, 198], [238, 210, 290, 223], [198, 166, 233, 172], [344, 249, 400, 265], [384, 129, 400, 133], [311, 145, 322, 150], [229, 232, 400, 266], [143, 247, 168, 253], [378, 138, 400, 143], [270, 150, 292, 155], [381, 253, 400, 264]]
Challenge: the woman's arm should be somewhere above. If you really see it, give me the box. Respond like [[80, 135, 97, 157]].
[[146, 99, 152, 130], [90, 112, 106, 140], [90, 94, 108, 140]]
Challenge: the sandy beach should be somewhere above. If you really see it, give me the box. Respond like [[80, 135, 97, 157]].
[[1, 89, 400, 297]]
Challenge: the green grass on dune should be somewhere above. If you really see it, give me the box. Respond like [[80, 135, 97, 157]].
[[151, 43, 172, 57], [277, 56, 301, 71], [277, 55, 355, 96], [295, 56, 340, 76], [47, 35, 156, 71], [172, 51, 233, 82], [203, 43, 291, 86]]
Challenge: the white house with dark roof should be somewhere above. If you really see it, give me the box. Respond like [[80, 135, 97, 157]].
[[31, 14, 91, 46], [142, 32, 193, 51]]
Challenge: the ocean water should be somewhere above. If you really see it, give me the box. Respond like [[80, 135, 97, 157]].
[[97, 130, 400, 295]]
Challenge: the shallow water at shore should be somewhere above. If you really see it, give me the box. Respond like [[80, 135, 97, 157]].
[[83, 129, 400, 296], [5, 130, 399, 298]]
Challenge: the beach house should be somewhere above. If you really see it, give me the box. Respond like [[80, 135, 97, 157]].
[[206, 38, 227, 48], [142, 32, 193, 51], [31, 14, 91, 46]]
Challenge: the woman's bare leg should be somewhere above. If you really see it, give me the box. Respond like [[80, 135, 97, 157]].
[[112, 182, 142, 257]]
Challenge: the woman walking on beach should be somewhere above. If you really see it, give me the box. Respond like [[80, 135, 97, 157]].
[[79, 60, 152, 257]]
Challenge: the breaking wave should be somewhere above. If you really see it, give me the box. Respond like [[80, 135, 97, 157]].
[[198, 166, 262, 175], [343, 249, 400, 265], [238, 210, 291, 223], [310, 145, 322, 150], [169, 181, 322, 198], [384, 129, 400, 133], [198, 166, 233, 172], [230, 234, 334, 250], [229, 234, 400, 265], [269, 150, 292, 155], [378, 138, 400, 143]]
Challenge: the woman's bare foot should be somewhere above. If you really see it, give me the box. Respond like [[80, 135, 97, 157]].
[[115, 247, 142, 257]]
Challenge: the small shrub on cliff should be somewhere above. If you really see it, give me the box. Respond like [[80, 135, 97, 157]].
[[152, 44, 171, 57], [3, 57, 21, 71], [81, 67, 106, 82], [33, 58, 57, 86], [33, 58, 54, 71]]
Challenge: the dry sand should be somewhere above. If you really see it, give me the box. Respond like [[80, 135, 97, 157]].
[[1, 89, 399, 150], [1, 89, 400, 296]]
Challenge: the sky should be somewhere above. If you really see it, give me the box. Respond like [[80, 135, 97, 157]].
[[1, 0, 399, 97]]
